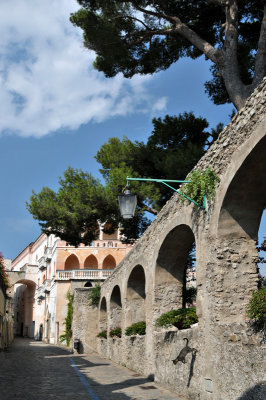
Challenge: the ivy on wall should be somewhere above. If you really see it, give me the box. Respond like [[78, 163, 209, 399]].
[[60, 291, 74, 346], [89, 282, 101, 306], [180, 168, 220, 207]]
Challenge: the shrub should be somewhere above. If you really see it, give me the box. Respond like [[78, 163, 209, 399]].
[[89, 282, 101, 306], [156, 307, 198, 329], [109, 327, 122, 338], [125, 321, 146, 336], [97, 330, 107, 339], [246, 288, 266, 330]]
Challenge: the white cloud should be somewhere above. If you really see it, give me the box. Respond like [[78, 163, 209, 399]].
[[0, 0, 166, 138]]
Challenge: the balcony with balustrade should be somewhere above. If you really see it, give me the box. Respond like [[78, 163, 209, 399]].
[[55, 269, 113, 281]]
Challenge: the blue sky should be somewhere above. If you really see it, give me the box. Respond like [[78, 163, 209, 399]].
[[0, 0, 265, 273]]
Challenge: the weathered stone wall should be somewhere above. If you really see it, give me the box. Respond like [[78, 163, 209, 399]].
[[72, 288, 98, 354], [76, 78, 266, 399]]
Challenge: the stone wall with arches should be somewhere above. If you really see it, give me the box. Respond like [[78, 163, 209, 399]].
[[73, 79, 266, 400]]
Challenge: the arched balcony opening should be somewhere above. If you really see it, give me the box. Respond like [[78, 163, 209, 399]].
[[64, 254, 80, 271], [125, 265, 146, 327], [102, 255, 116, 270], [84, 255, 98, 269]]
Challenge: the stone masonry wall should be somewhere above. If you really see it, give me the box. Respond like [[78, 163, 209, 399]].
[[75, 78, 266, 399]]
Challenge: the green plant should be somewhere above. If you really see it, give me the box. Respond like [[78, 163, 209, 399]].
[[59, 291, 74, 346], [125, 321, 146, 336], [246, 288, 266, 330], [156, 307, 198, 329], [97, 329, 107, 339], [89, 282, 101, 306], [109, 327, 122, 338], [180, 168, 220, 207]]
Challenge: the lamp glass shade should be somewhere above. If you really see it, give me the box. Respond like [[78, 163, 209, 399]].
[[118, 193, 137, 219]]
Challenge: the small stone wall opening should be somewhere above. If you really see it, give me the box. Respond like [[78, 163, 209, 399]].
[[110, 285, 122, 329], [99, 297, 107, 331], [65, 254, 80, 270], [125, 265, 146, 327], [84, 255, 98, 269], [217, 135, 266, 321], [154, 224, 196, 320], [103, 255, 116, 270]]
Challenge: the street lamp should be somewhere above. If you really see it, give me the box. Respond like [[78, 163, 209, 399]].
[[118, 177, 206, 219], [117, 188, 137, 219]]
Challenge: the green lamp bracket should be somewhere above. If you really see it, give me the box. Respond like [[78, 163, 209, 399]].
[[126, 177, 206, 210]]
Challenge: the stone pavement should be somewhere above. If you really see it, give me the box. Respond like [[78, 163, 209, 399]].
[[0, 338, 182, 400]]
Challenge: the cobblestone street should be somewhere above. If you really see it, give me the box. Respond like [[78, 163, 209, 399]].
[[0, 338, 180, 400]]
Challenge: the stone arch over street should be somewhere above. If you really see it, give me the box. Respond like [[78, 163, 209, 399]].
[[13, 279, 36, 338]]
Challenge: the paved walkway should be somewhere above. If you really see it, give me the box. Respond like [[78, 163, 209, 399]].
[[0, 338, 180, 400]]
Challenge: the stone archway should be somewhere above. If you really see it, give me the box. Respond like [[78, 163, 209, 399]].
[[214, 134, 266, 322], [110, 285, 122, 329], [153, 224, 195, 321], [99, 297, 107, 332], [13, 279, 36, 338], [125, 265, 146, 327]]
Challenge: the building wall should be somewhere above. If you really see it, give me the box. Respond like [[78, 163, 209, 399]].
[[10, 227, 132, 345]]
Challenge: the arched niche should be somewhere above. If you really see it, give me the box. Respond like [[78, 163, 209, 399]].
[[99, 297, 107, 331], [84, 281, 92, 287], [154, 225, 195, 319], [102, 255, 116, 270], [84, 255, 98, 269], [110, 285, 122, 328], [125, 265, 146, 327], [64, 254, 80, 270], [216, 134, 266, 321]]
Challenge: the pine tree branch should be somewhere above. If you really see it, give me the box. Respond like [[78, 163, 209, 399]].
[[253, 5, 266, 87], [131, 3, 220, 64]]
